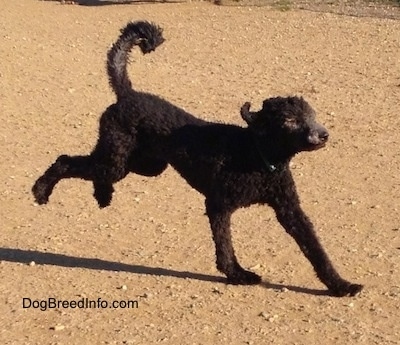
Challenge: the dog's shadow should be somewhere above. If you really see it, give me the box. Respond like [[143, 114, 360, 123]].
[[49, 0, 184, 6], [0, 247, 329, 296]]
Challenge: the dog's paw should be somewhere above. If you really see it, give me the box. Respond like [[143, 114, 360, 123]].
[[329, 282, 363, 297], [95, 194, 112, 208], [226, 269, 262, 285], [93, 183, 114, 208], [97, 201, 111, 208], [32, 180, 50, 205]]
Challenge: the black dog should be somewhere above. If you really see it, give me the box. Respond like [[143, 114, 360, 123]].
[[32, 21, 362, 297]]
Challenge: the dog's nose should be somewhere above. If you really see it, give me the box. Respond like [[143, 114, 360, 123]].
[[319, 130, 329, 142]]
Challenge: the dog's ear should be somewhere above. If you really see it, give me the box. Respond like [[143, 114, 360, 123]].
[[240, 102, 258, 125]]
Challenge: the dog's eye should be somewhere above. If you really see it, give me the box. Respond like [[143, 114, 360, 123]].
[[284, 118, 299, 130]]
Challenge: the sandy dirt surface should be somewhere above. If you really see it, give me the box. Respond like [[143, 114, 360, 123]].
[[1, 0, 400, 344]]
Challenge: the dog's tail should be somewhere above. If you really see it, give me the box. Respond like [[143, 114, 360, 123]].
[[107, 21, 165, 100]]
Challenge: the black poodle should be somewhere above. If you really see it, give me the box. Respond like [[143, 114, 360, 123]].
[[32, 21, 362, 297]]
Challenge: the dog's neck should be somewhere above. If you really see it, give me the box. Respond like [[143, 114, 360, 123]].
[[251, 134, 292, 172], [253, 139, 277, 172]]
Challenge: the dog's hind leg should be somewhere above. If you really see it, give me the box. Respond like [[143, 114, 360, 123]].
[[32, 151, 128, 208], [33, 125, 134, 207], [32, 154, 96, 205], [205, 198, 262, 285], [90, 119, 136, 207]]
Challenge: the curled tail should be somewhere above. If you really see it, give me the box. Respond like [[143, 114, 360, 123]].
[[107, 21, 165, 100]]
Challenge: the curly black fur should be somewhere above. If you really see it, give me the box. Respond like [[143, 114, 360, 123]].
[[32, 21, 362, 297]]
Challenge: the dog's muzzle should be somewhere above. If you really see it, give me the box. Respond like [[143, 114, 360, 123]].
[[307, 126, 329, 150]]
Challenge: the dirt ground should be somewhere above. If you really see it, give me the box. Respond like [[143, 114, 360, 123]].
[[1, 0, 399, 344]]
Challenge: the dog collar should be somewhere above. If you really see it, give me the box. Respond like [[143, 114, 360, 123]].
[[259, 151, 277, 172], [253, 137, 277, 172]]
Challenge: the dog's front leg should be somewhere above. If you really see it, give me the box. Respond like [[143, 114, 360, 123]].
[[205, 199, 261, 285], [271, 196, 363, 297]]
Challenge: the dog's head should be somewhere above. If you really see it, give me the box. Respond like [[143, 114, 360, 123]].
[[241, 96, 329, 156]]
